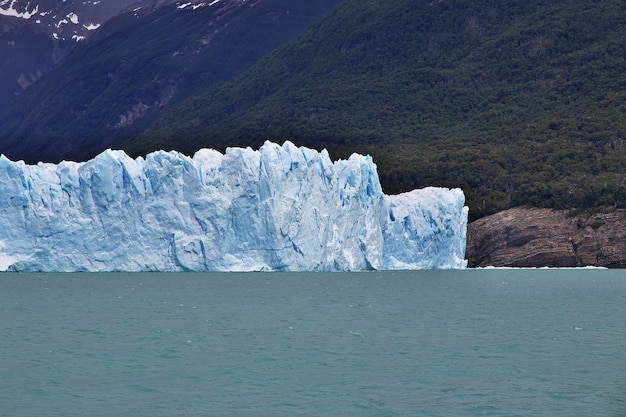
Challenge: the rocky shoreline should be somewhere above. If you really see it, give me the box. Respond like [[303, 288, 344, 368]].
[[466, 207, 626, 268]]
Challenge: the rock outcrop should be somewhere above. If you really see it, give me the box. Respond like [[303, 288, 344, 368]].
[[466, 207, 626, 268]]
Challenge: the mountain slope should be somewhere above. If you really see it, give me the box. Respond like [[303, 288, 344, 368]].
[[126, 0, 626, 220], [0, 0, 140, 107], [0, 0, 342, 162]]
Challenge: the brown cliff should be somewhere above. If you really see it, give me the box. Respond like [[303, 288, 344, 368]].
[[466, 207, 626, 268]]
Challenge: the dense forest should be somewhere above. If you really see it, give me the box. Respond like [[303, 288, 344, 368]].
[[121, 0, 626, 221]]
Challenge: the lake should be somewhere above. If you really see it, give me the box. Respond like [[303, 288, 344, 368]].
[[1, 269, 625, 416]]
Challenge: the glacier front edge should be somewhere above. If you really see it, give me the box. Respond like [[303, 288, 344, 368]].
[[0, 141, 468, 272]]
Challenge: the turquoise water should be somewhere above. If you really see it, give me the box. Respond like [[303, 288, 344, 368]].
[[1, 269, 625, 416]]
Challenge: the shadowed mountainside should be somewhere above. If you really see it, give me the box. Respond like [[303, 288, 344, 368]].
[[0, 0, 342, 162], [0, 0, 141, 108]]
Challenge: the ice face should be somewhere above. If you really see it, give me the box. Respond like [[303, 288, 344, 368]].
[[0, 141, 468, 271]]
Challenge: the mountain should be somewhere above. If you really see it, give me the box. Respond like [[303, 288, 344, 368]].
[[0, 0, 140, 108], [122, 0, 625, 221], [0, 0, 342, 162], [2, 0, 626, 223]]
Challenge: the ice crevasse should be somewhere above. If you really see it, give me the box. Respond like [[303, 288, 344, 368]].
[[0, 141, 468, 272]]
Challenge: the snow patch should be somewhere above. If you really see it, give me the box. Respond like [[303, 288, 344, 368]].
[[67, 12, 78, 24], [0, 0, 38, 19], [178, 1, 207, 9]]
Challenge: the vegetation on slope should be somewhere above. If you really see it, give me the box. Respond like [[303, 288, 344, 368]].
[[126, 0, 626, 221]]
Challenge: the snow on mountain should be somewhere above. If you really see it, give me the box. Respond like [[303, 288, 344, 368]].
[[0, 0, 139, 42], [0, 0, 224, 43], [0, 142, 468, 272], [0, 0, 40, 19], [0, 0, 253, 111]]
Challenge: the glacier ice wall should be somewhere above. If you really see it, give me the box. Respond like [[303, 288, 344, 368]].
[[0, 141, 468, 272]]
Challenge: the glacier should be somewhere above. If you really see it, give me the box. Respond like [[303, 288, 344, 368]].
[[0, 141, 468, 272]]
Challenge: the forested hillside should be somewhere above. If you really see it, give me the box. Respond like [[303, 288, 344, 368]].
[[127, 0, 626, 221]]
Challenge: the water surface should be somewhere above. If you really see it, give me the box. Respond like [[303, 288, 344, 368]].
[[2, 269, 625, 416]]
